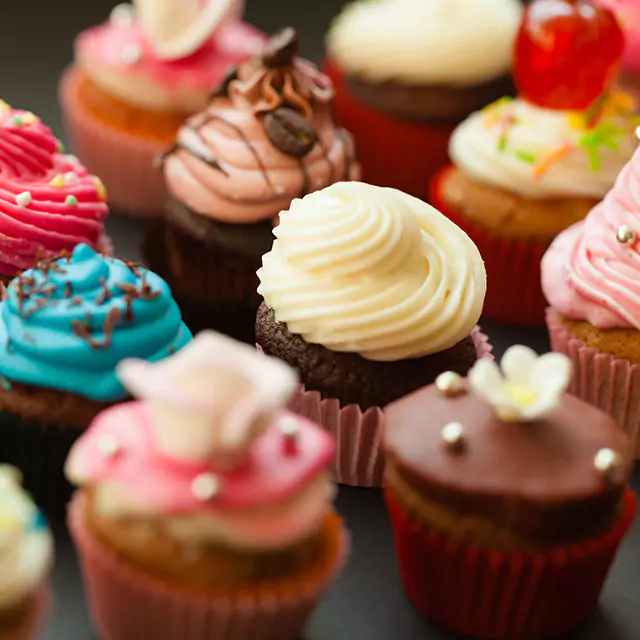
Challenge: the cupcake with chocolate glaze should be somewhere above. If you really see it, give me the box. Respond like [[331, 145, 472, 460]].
[[148, 28, 359, 342], [65, 331, 348, 640], [59, 0, 266, 217], [384, 346, 635, 639], [256, 181, 491, 488], [0, 102, 110, 281], [0, 243, 192, 515], [0, 466, 53, 640], [324, 0, 522, 200]]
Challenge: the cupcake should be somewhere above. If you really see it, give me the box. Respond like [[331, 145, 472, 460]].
[[0, 466, 53, 640], [542, 132, 640, 458], [324, 0, 522, 200], [65, 330, 348, 640], [256, 181, 492, 488], [0, 243, 191, 514], [384, 345, 636, 639], [0, 102, 109, 282], [148, 28, 359, 342], [431, 0, 635, 325], [59, 0, 266, 217]]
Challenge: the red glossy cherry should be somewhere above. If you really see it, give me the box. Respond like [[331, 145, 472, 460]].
[[514, 0, 625, 110]]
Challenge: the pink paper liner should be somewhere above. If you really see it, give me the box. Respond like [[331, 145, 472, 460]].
[[547, 307, 640, 458], [59, 67, 170, 218], [68, 494, 349, 640], [385, 486, 636, 640], [0, 587, 49, 640], [280, 328, 493, 489]]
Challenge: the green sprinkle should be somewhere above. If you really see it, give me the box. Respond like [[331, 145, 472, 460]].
[[11, 116, 23, 127], [493, 96, 515, 108], [0, 378, 12, 391], [579, 124, 624, 172], [65, 195, 78, 207], [497, 135, 508, 152], [515, 150, 537, 164]]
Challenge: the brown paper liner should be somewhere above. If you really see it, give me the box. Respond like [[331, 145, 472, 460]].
[[0, 588, 49, 640], [547, 307, 640, 458], [68, 494, 348, 640], [59, 67, 169, 218], [385, 486, 636, 640], [280, 328, 493, 488]]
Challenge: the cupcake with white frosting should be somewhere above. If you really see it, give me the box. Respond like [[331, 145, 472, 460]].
[[324, 0, 522, 200], [0, 466, 53, 640], [256, 181, 492, 488]]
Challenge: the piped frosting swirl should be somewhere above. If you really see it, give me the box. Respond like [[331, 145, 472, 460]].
[[257, 181, 487, 361]]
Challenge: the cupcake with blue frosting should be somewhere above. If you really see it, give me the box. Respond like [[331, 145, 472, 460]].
[[0, 243, 192, 515]]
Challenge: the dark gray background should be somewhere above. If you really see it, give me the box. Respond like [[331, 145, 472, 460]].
[[0, 1, 637, 638]]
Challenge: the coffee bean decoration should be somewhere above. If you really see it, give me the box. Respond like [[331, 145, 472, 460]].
[[261, 28, 299, 68], [211, 67, 239, 100], [264, 107, 318, 158]]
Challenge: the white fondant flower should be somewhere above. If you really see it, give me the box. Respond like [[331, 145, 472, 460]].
[[468, 345, 572, 422], [116, 331, 298, 465]]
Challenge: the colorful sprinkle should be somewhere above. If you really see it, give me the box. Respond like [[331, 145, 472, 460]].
[[93, 177, 107, 201], [110, 3, 134, 27], [56, 139, 65, 153], [515, 150, 537, 164], [533, 143, 574, 179], [65, 195, 78, 207], [63, 171, 79, 185], [15, 192, 32, 207], [11, 115, 23, 127], [21, 112, 37, 126], [49, 175, 64, 189], [0, 378, 11, 391], [579, 124, 624, 172], [0, 100, 11, 111]]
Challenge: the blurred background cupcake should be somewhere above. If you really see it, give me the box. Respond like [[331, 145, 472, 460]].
[[66, 331, 347, 640], [0, 466, 53, 640], [0, 102, 110, 282], [384, 346, 635, 639], [148, 28, 359, 342], [431, 0, 636, 325], [324, 0, 522, 201], [543, 137, 640, 458], [59, 0, 266, 217], [0, 244, 191, 515], [257, 181, 491, 488]]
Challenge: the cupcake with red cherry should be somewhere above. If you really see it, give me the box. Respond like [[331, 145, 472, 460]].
[[59, 0, 266, 217], [430, 0, 637, 325], [66, 331, 347, 640]]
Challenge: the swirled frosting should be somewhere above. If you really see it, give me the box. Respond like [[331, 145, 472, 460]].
[[0, 466, 53, 611], [0, 103, 109, 276], [326, 0, 522, 87], [450, 96, 639, 199], [597, 1, 640, 75], [542, 142, 640, 330], [0, 244, 192, 401], [163, 28, 359, 224], [257, 181, 487, 361], [66, 332, 336, 551]]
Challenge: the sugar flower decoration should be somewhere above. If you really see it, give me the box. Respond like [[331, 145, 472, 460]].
[[116, 331, 299, 466], [468, 345, 572, 422]]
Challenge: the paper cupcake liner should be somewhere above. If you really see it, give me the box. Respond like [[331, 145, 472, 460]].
[[0, 411, 85, 519], [547, 308, 640, 458], [323, 59, 455, 201], [68, 494, 349, 640], [276, 328, 493, 489], [384, 486, 636, 640], [431, 168, 550, 325], [59, 67, 170, 218], [0, 588, 49, 640]]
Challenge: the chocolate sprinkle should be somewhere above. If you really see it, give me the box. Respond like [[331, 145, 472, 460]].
[[96, 278, 112, 305]]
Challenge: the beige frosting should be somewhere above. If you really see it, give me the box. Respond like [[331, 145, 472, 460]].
[[326, 0, 522, 87], [257, 181, 487, 361]]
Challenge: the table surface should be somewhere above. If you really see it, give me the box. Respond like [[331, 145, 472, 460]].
[[2, 1, 638, 638]]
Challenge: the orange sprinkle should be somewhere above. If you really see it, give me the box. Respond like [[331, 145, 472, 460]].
[[533, 143, 574, 179]]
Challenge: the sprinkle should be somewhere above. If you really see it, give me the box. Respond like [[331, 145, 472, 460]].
[[63, 171, 79, 185], [533, 143, 574, 179], [579, 124, 624, 172], [93, 177, 107, 201], [497, 133, 508, 152], [616, 224, 635, 245], [110, 3, 134, 27], [594, 448, 625, 484], [280, 416, 299, 439], [0, 378, 11, 391], [11, 115, 23, 127], [435, 371, 466, 397], [56, 139, 65, 153], [21, 112, 37, 125], [441, 422, 465, 452], [49, 175, 64, 189], [0, 100, 11, 111], [122, 43, 142, 65], [98, 435, 121, 458], [515, 150, 537, 164], [64, 154, 79, 164], [15, 192, 31, 207], [191, 473, 220, 501], [65, 195, 78, 207]]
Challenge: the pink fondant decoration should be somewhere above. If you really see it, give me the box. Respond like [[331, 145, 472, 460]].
[[0, 107, 109, 276]]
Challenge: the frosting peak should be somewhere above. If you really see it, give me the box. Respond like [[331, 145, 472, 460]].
[[258, 182, 487, 361]]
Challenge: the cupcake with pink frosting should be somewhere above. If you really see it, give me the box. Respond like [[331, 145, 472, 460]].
[[543, 133, 640, 457], [148, 28, 359, 342], [0, 102, 109, 281], [65, 330, 348, 640], [59, 0, 266, 217]]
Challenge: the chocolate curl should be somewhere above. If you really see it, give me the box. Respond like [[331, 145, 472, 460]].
[[261, 28, 299, 68]]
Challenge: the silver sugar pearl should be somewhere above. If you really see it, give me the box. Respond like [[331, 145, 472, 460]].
[[191, 473, 221, 501], [594, 448, 625, 484], [435, 371, 466, 397], [616, 225, 636, 245], [441, 422, 466, 452], [98, 435, 121, 459]]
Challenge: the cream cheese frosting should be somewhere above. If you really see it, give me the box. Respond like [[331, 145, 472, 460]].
[[450, 95, 639, 199], [326, 0, 522, 87], [257, 181, 487, 361]]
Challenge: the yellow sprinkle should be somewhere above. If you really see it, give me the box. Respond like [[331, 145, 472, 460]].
[[49, 175, 64, 189], [567, 112, 587, 131], [20, 112, 37, 125], [94, 177, 107, 201], [0, 100, 10, 112]]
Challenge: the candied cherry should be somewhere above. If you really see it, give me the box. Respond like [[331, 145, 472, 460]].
[[514, 0, 625, 110]]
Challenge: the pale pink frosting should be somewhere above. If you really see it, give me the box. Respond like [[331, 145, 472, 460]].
[[542, 143, 640, 329], [0, 106, 109, 276], [597, 0, 640, 75]]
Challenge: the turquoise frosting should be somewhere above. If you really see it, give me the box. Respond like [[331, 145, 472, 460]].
[[0, 244, 192, 402]]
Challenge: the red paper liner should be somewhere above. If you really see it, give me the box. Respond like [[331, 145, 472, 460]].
[[68, 494, 349, 640], [384, 486, 636, 640], [0, 588, 49, 640], [430, 168, 550, 325], [282, 328, 493, 488], [59, 67, 169, 218], [547, 307, 640, 458], [323, 59, 455, 201]]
